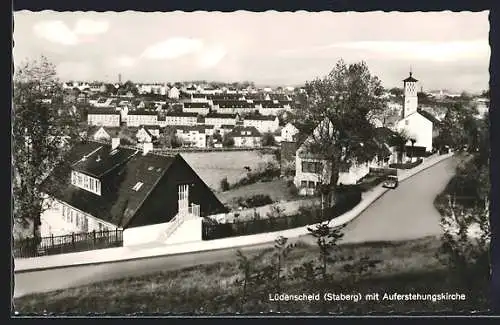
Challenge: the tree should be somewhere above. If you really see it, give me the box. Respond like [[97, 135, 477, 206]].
[[160, 127, 182, 148], [272, 236, 293, 312], [295, 60, 386, 206], [306, 222, 345, 312], [235, 249, 252, 312], [222, 134, 234, 147], [261, 132, 276, 147], [13, 56, 81, 243]]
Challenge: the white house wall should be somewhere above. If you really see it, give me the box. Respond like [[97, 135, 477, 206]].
[[396, 113, 433, 152], [122, 222, 172, 246]]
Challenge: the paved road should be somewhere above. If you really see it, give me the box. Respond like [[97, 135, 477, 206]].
[[13, 156, 459, 299]]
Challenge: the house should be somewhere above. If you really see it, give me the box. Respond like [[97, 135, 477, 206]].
[[395, 71, 435, 153], [293, 118, 396, 195], [183, 102, 211, 115], [126, 110, 159, 127], [174, 125, 208, 148], [218, 124, 234, 136], [204, 112, 237, 128], [91, 126, 120, 141], [243, 114, 280, 133], [163, 112, 199, 126], [227, 126, 262, 148], [281, 122, 299, 142], [255, 100, 287, 116], [93, 98, 118, 108], [87, 108, 121, 127], [280, 141, 298, 176], [136, 125, 160, 143], [39, 139, 228, 237], [212, 100, 256, 115], [168, 87, 180, 99]]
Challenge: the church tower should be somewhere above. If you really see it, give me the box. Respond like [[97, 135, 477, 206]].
[[402, 70, 418, 118]]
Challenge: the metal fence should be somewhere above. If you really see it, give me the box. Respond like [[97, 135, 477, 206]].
[[202, 187, 362, 240], [13, 229, 123, 259]]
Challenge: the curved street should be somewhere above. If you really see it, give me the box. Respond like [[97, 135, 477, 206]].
[[14, 156, 460, 299]]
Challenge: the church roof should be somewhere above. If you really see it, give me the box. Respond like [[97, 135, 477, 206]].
[[403, 72, 418, 83]]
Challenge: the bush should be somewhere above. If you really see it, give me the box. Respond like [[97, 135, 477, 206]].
[[202, 187, 362, 240], [236, 194, 274, 209], [220, 177, 230, 192]]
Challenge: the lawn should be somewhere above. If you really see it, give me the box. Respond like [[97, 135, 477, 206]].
[[217, 178, 295, 206], [181, 151, 277, 191], [13, 236, 489, 314]]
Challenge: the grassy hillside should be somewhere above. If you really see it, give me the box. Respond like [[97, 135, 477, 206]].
[[14, 236, 489, 314]]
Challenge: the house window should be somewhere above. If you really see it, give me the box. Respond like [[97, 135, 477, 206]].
[[300, 180, 307, 188], [82, 217, 89, 232], [178, 184, 189, 201], [308, 181, 316, 189], [405, 120, 409, 126]]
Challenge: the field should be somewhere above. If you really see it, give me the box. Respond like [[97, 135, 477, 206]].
[[13, 236, 489, 314], [180, 151, 277, 191]]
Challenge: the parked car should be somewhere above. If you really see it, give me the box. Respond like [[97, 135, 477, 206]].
[[382, 175, 399, 189]]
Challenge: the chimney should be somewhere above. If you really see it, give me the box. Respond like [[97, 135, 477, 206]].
[[142, 141, 153, 155], [112, 137, 120, 150]]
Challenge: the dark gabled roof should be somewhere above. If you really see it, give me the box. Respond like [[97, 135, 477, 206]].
[[71, 144, 138, 178], [88, 108, 120, 115], [228, 126, 261, 138], [166, 112, 199, 117], [374, 127, 400, 147], [214, 100, 254, 108], [244, 114, 278, 121], [128, 110, 158, 116], [220, 124, 234, 129], [403, 72, 418, 83], [41, 141, 180, 228], [205, 112, 237, 119], [183, 102, 210, 108], [417, 109, 440, 125]]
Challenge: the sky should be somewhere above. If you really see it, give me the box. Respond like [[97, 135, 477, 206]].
[[13, 10, 490, 93]]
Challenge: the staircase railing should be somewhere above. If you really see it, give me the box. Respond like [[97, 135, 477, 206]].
[[161, 213, 185, 241]]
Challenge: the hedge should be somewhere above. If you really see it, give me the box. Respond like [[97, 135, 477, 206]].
[[202, 186, 362, 240]]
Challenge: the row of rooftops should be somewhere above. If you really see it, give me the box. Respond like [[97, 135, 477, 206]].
[[88, 108, 279, 121]]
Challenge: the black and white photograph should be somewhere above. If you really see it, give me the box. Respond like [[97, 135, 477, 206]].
[[12, 9, 492, 315]]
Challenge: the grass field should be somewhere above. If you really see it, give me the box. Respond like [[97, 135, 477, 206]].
[[13, 235, 489, 314], [217, 179, 295, 206], [180, 151, 277, 191]]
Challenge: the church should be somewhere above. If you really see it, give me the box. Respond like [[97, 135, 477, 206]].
[[395, 71, 434, 154]]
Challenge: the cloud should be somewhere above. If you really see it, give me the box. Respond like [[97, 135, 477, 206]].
[[141, 37, 204, 60], [328, 40, 489, 62], [114, 55, 137, 67], [32, 19, 109, 45], [33, 20, 79, 45], [197, 45, 227, 68], [278, 40, 489, 62], [73, 19, 109, 35]]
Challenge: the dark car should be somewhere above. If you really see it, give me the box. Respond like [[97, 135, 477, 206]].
[[383, 175, 399, 189]]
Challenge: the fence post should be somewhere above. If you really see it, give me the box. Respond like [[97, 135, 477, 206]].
[[93, 230, 96, 247], [51, 234, 54, 248], [72, 232, 75, 248]]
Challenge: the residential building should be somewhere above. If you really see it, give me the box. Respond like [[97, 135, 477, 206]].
[[39, 139, 228, 237], [136, 125, 160, 143], [90, 126, 120, 141], [255, 100, 287, 116], [212, 100, 256, 115], [126, 110, 159, 127], [227, 126, 262, 148], [204, 112, 237, 128], [163, 112, 199, 126], [93, 98, 118, 108], [174, 125, 208, 148], [87, 108, 121, 127], [243, 115, 280, 133], [281, 122, 299, 142], [395, 71, 435, 153], [183, 102, 211, 115], [293, 118, 396, 195], [168, 87, 180, 99]]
